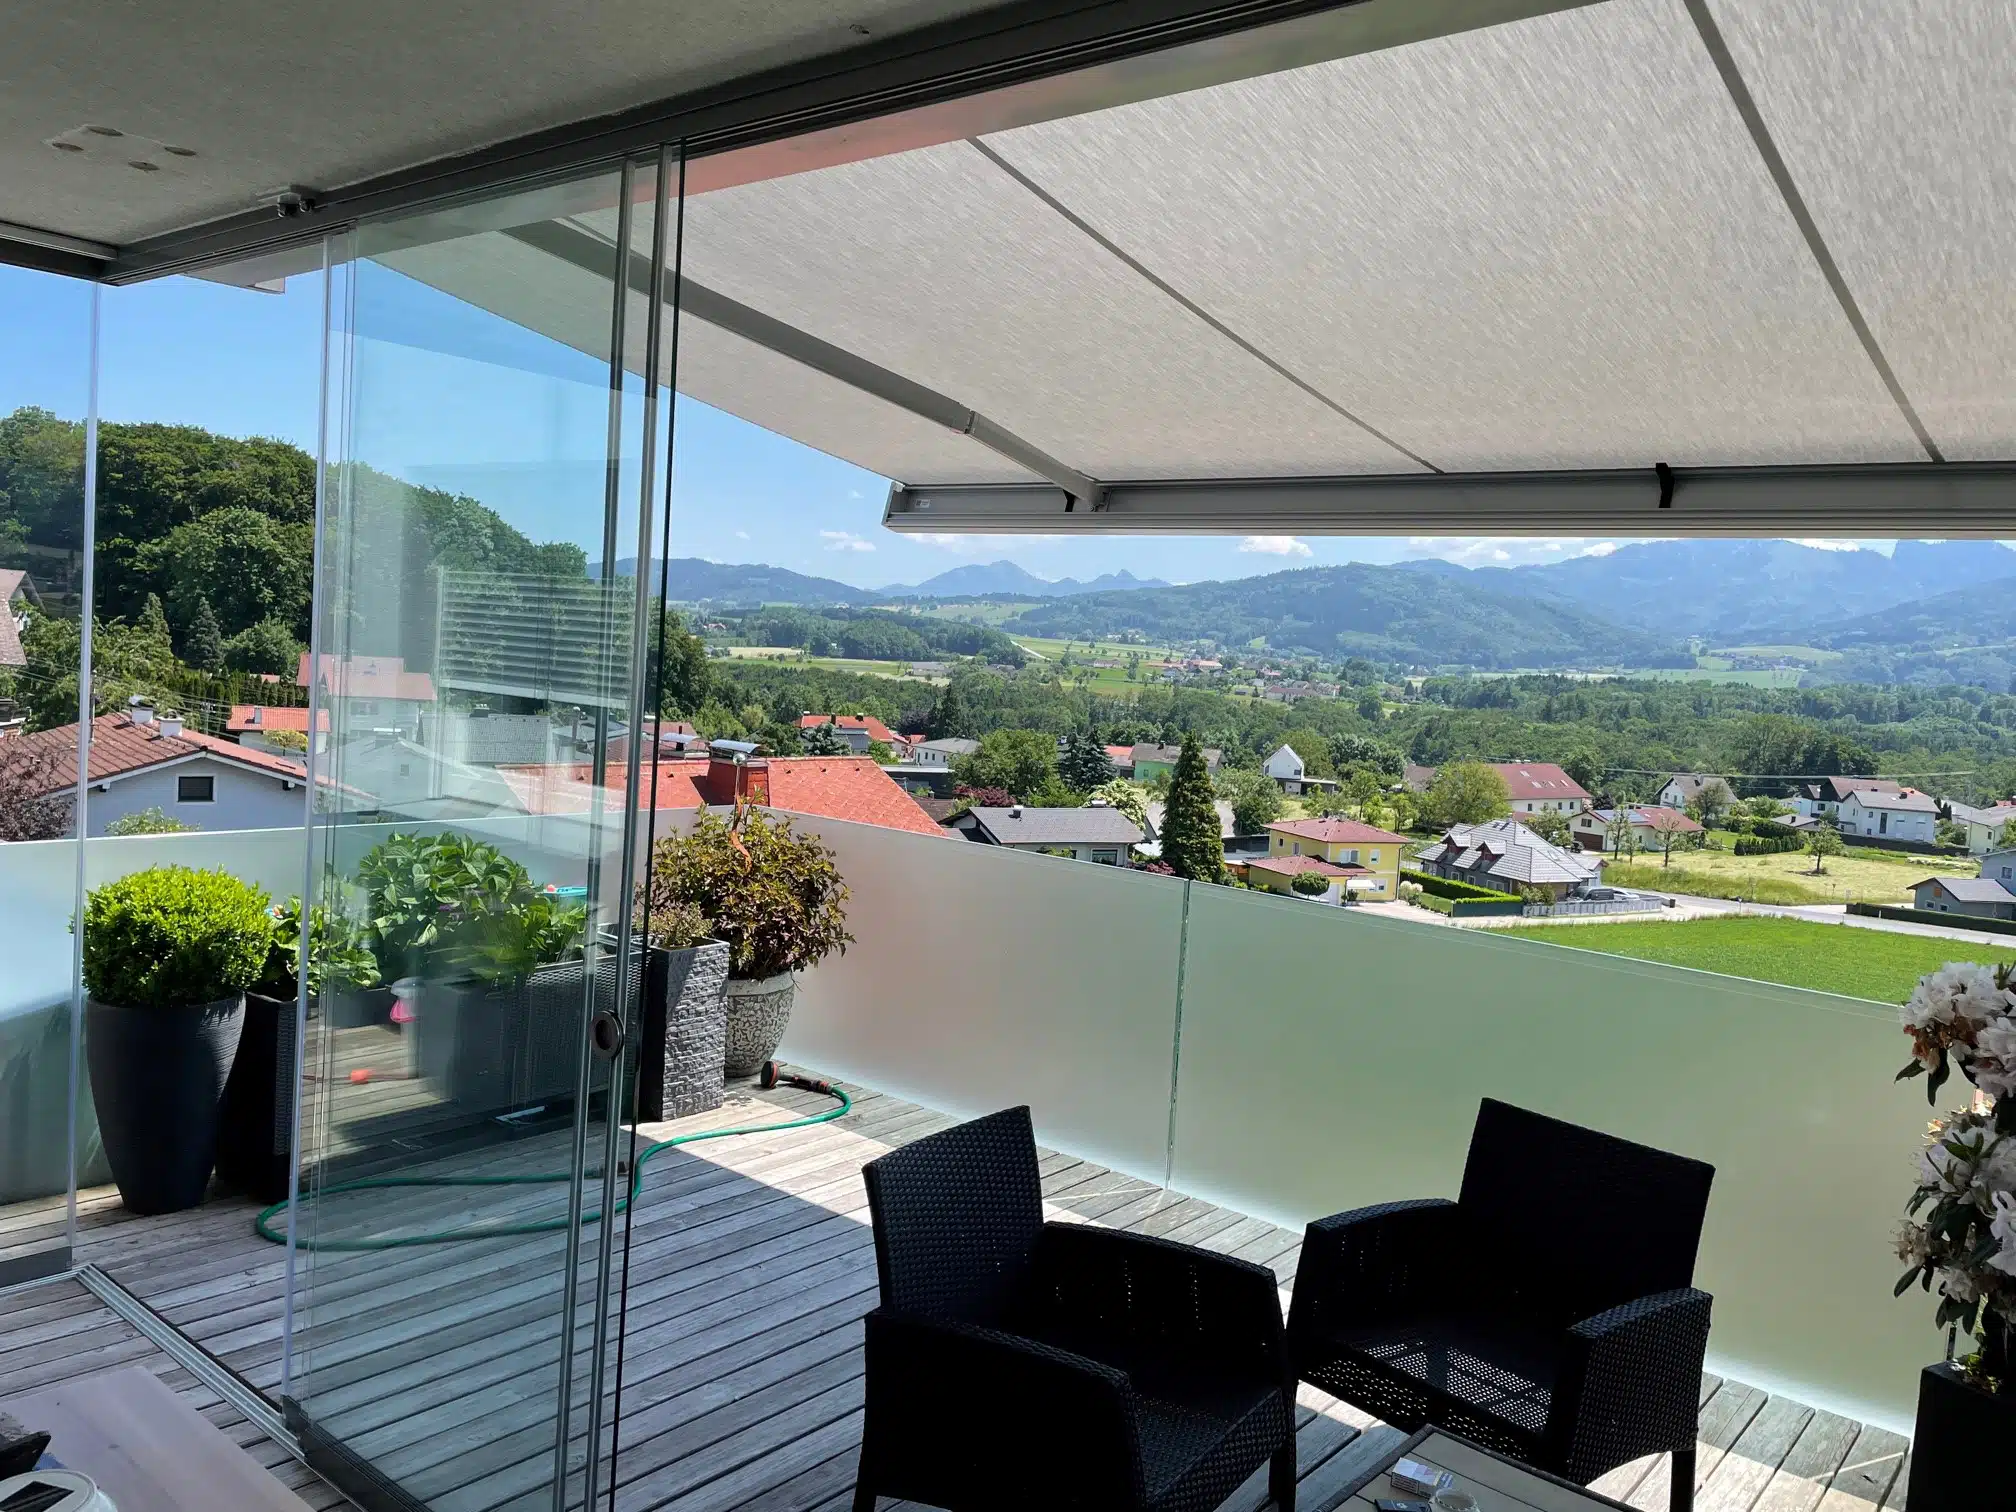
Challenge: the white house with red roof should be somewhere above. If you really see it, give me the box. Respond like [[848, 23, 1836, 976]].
[[1569, 805, 1705, 853], [226, 703, 328, 754], [296, 653, 437, 732], [797, 713, 899, 754], [1403, 761, 1591, 815], [0, 705, 320, 835]]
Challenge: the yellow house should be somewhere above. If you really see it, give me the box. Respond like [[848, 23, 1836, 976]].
[[1248, 818, 1410, 901]]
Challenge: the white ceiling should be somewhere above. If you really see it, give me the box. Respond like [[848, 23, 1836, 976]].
[[354, 0, 2016, 493], [2, 0, 981, 245]]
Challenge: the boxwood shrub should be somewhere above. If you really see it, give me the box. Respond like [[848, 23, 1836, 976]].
[[1400, 868, 1521, 903], [81, 865, 272, 1009]]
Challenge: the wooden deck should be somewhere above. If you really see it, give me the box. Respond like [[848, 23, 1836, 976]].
[[0, 1076, 1913, 1512]]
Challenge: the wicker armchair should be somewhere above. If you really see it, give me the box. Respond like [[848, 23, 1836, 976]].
[[854, 1106, 1296, 1512], [1286, 1099, 1715, 1512]]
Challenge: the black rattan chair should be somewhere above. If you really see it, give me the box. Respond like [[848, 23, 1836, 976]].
[[1285, 1099, 1715, 1512], [854, 1106, 1296, 1512]]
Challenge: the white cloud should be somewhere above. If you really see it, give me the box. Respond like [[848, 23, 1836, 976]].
[[1787, 538, 1863, 553], [1401, 536, 1638, 568], [734, 529, 750, 540], [1239, 535, 1313, 557], [820, 530, 875, 553], [1578, 541, 1619, 558]]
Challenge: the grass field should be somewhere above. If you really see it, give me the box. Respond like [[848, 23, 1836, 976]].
[[800, 657, 943, 683], [1601, 842, 1965, 904], [1502, 914, 2015, 1003], [721, 645, 808, 659]]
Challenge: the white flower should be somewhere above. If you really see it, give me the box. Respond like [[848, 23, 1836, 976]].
[[1981, 1137, 2016, 1198], [1895, 1221, 1932, 1268], [1990, 1192, 2016, 1279], [1921, 1137, 1973, 1196], [1940, 1267, 1980, 1304]]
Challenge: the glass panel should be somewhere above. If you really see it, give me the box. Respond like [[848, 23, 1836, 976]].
[[1167, 883, 1936, 1426], [287, 156, 669, 1510], [0, 264, 93, 1282]]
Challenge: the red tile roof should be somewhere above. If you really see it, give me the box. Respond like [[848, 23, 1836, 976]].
[[500, 754, 952, 837], [798, 713, 898, 744], [1104, 745, 1134, 766], [227, 704, 327, 734], [1490, 762, 1592, 802], [1266, 817, 1410, 845], [1246, 854, 1358, 877], [0, 713, 317, 796], [297, 653, 437, 702]]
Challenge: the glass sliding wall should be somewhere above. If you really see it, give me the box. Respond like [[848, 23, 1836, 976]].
[[0, 264, 95, 1285], [285, 152, 678, 1512]]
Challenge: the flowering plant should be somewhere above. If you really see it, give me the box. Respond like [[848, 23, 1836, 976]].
[[1895, 960, 2016, 1389]]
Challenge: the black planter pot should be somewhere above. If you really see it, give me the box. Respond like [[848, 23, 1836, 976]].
[[636, 942, 730, 1122], [215, 990, 301, 1204], [415, 959, 612, 1121], [324, 985, 394, 1030], [1907, 1344, 2016, 1510], [85, 994, 246, 1215]]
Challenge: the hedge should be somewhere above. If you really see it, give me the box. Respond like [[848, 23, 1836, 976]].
[[1734, 835, 1802, 856], [1401, 869, 1521, 904], [1410, 892, 1455, 915], [1847, 901, 2016, 938]]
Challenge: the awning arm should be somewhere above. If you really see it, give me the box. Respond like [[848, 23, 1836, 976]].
[[504, 220, 1104, 508], [882, 461, 2016, 536]]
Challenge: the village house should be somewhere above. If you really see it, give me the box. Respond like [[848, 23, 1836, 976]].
[[1791, 775, 1903, 823], [1909, 876, 2016, 920], [1260, 743, 1338, 797], [1255, 817, 1409, 900], [796, 712, 900, 754], [1413, 818, 1603, 902], [1836, 786, 1938, 843], [1570, 805, 1704, 854], [945, 802, 1144, 864], [1403, 761, 1592, 815], [1131, 743, 1221, 782], [1943, 800, 2016, 855]]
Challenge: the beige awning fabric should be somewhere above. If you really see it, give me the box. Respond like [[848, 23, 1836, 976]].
[[393, 0, 2016, 531]]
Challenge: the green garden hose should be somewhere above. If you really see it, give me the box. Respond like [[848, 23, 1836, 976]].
[[253, 1080, 852, 1251]]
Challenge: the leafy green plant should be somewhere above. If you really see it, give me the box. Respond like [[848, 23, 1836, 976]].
[[642, 808, 851, 981], [635, 896, 714, 952], [81, 865, 272, 1009], [251, 896, 383, 998], [355, 831, 583, 984], [1290, 871, 1331, 896], [1400, 869, 1522, 903], [105, 806, 198, 836]]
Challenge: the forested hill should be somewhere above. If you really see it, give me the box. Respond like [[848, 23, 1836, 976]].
[[0, 406, 583, 671], [1010, 562, 1690, 668]]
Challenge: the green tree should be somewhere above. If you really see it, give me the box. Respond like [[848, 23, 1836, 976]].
[[755, 721, 803, 755], [222, 616, 301, 676], [1422, 761, 1511, 828], [654, 605, 713, 715], [1160, 734, 1226, 883], [801, 718, 850, 756], [137, 505, 314, 639], [183, 596, 226, 673], [694, 700, 751, 741], [134, 594, 174, 664], [1278, 728, 1337, 778], [1328, 733, 1402, 780], [1604, 810, 1640, 860], [928, 680, 970, 740], [106, 806, 198, 835], [1687, 777, 1735, 829], [1215, 766, 1284, 836], [1058, 730, 1114, 792], [953, 728, 1058, 800], [1086, 779, 1148, 827], [1523, 809, 1573, 848], [1806, 821, 1845, 875], [1342, 767, 1383, 815], [1562, 749, 1602, 795]]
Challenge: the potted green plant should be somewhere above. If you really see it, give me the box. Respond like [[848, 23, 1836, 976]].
[[1893, 961, 2016, 1509], [631, 896, 730, 1120], [643, 808, 851, 1078], [356, 832, 587, 1114], [215, 898, 380, 1201], [81, 865, 272, 1214]]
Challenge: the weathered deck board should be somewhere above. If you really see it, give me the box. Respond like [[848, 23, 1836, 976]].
[[0, 1076, 1913, 1511]]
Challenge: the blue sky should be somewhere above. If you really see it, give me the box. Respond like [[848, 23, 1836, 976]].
[[1, 261, 1898, 588]]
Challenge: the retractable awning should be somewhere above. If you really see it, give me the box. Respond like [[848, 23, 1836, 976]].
[[389, 0, 2016, 535]]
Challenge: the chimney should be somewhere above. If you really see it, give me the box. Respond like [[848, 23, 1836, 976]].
[[1009, 804, 1023, 818], [128, 696, 155, 727], [158, 714, 184, 739]]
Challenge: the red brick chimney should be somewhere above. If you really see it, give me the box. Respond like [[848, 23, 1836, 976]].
[[701, 751, 769, 806]]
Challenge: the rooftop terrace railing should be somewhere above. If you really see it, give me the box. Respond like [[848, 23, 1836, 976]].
[[0, 813, 1942, 1428]]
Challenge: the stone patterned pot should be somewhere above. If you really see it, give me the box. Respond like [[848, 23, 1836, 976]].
[[722, 973, 795, 1079]]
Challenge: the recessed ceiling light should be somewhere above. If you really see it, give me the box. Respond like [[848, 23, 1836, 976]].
[[44, 124, 196, 175]]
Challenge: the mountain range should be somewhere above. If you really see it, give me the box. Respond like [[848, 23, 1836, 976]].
[[604, 540, 2016, 686], [876, 561, 1172, 598]]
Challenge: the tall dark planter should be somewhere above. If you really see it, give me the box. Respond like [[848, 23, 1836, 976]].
[[85, 994, 245, 1215], [215, 991, 300, 1204], [636, 942, 730, 1122], [1907, 1318, 2016, 1511]]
